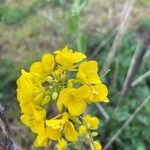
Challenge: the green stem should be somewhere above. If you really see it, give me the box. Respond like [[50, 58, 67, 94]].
[[79, 116, 96, 150]]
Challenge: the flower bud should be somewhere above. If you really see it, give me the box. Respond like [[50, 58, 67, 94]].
[[46, 76, 53, 83], [92, 132, 98, 137], [54, 79, 59, 83], [60, 74, 66, 80], [52, 92, 58, 100], [79, 125, 87, 135], [49, 86, 53, 89]]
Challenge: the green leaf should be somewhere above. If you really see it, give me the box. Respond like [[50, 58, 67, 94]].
[[71, 0, 87, 16], [68, 15, 80, 33], [77, 34, 87, 53]]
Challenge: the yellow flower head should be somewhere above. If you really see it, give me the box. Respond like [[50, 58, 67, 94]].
[[30, 54, 55, 82], [77, 60, 101, 85], [57, 87, 86, 116], [20, 114, 45, 134], [46, 113, 68, 129], [79, 125, 87, 135], [83, 115, 100, 130], [17, 70, 45, 106], [16, 46, 109, 149], [89, 84, 109, 103], [91, 141, 102, 150], [55, 46, 86, 71], [34, 132, 50, 147], [64, 121, 78, 142], [57, 138, 67, 150], [46, 113, 78, 142], [46, 126, 61, 141]]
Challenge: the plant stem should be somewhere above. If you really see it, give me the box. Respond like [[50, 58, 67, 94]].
[[80, 116, 96, 150]]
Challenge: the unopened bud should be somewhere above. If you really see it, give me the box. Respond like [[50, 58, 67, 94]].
[[52, 92, 58, 100], [92, 132, 98, 137], [79, 125, 87, 135], [54, 79, 59, 83], [46, 76, 53, 83], [49, 86, 53, 89], [60, 74, 66, 80]]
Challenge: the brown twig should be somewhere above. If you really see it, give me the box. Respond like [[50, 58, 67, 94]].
[[101, 0, 136, 75]]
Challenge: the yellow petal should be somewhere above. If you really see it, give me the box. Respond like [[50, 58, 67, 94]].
[[57, 97, 63, 112], [30, 62, 44, 77], [77, 61, 101, 85], [33, 108, 46, 121], [77, 85, 91, 101], [42, 53, 55, 74], [79, 125, 87, 135], [46, 127, 61, 141], [17, 72, 36, 105], [20, 114, 32, 127], [42, 54, 54, 66], [58, 87, 87, 116], [64, 121, 78, 142], [67, 98, 86, 116], [20, 114, 45, 133], [90, 84, 108, 102], [83, 115, 100, 130], [91, 141, 102, 150], [58, 88, 74, 107], [71, 51, 86, 63], [34, 133, 49, 147], [55, 46, 86, 71], [46, 119, 65, 129], [57, 138, 67, 150]]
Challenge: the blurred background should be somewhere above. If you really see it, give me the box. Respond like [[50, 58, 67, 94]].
[[0, 0, 150, 150]]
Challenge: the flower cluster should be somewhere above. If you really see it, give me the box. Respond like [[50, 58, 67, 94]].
[[17, 46, 109, 150]]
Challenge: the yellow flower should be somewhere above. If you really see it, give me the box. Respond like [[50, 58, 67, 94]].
[[30, 54, 55, 82], [20, 103, 46, 134], [46, 113, 68, 129], [57, 87, 86, 116], [52, 68, 64, 79], [16, 47, 109, 148], [34, 132, 50, 147], [46, 127, 61, 141], [17, 70, 45, 106], [77, 60, 101, 85], [20, 114, 45, 134], [20, 103, 46, 119], [90, 84, 109, 103], [55, 46, 86, 71], [46, 113, 66, 141], [91, 141, 102, 150], [57, 138, 67, 150], [79, 125, 87, 135], [46, 113, 78, 142], [64, 121, 78, 142], [83, 115, 100, 130]]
